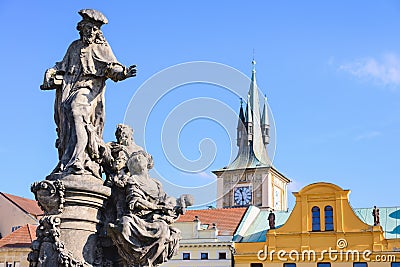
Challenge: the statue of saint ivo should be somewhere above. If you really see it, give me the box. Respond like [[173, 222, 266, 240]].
[[41, 9, 136, 178], [32, 9, 193, 267]]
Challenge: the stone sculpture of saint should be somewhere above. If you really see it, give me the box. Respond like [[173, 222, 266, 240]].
[[40, 9, 136, 178], [107, 150, 193, 267]]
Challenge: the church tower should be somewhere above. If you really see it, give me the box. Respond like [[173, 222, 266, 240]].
[[213, 60, 290, 210]]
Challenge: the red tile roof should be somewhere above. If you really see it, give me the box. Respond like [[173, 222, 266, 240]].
[[177, 207, 247, 236], [0, 224, 37, 248], [1, 192, 43, 217]]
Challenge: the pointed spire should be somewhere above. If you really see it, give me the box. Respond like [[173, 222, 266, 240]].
[[261, 95, 269, 127], [251, 59, 257, 84], [261, 95, 270, 145], [248, 59, 265, 163], [237, 98, 246, 148], [245, 94, 253, 122], [238, 98, 245, 124], [223, 58, 272, 170]]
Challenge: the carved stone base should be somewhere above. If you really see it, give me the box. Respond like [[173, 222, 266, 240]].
[[59, 175, 111, 264], [31, 174, 111, 266]]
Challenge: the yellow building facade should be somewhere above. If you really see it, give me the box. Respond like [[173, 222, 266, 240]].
[[234, 182, 400, 267]]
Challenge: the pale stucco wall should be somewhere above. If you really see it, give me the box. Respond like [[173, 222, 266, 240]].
[[0, 195, 37, 237], [162, 245, 232, 267]]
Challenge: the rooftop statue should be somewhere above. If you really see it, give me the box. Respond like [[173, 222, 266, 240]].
[[40, 9, 136, 178]]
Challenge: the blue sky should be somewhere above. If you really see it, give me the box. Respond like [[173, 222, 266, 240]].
[[0, 1, 399, 209]]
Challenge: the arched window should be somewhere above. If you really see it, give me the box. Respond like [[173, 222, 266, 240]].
[[325, 205, 334, 231], [312, 206, 320, 231]]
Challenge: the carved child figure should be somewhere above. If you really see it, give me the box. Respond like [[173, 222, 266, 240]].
[[107, 150, 192, 266], [105, 124, 144, 219]]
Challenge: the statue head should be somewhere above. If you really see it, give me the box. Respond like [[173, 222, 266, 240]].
[[77, 9, 108, 45], [115, 124, 134, 146], [127, 150, 154, 174], [114, 150, 128, 171], [178, 194, 194, 207]]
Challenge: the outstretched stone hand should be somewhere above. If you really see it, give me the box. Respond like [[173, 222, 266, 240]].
[[126, 65, 137, 78]]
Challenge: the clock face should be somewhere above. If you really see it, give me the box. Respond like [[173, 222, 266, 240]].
[[234, 186, 252, 206]]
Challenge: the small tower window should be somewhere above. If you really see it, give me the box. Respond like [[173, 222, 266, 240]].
[[312, 206, 320, 231], [201, 252, 208, 260], [249, 125, 253, 133], [182, 253, 190, 260], [325, 206, 334, 231]]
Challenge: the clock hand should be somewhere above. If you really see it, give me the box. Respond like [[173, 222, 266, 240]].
[[239, 188, 244, 202]]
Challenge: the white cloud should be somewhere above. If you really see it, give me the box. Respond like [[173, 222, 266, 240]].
[[339, 54, 400, 87], [355, 131, 381, 141]]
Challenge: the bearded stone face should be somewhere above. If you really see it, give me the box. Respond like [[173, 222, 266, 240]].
[[77, 20, 102, 45], [82, 25, 98, 44]]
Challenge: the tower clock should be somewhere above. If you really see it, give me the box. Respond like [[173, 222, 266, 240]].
[[212, 61, 290, 210], [234, 185, 252, 206]]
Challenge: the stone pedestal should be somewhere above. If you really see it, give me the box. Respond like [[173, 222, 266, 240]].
[[31, 174, 111, 266], [59, 175, 111, 264]]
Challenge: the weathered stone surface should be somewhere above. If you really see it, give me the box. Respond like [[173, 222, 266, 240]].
[[59, 175, 111, 264], [31, 8, 193, 267], [104, 149, 193, 266], [31, 180, 65, 215], [40, 9, 136, 179], [30, 174, 111, 266]]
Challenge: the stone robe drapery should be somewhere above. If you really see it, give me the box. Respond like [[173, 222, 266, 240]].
[[108, 177, 181, 266], [52, 39, 127, 177]]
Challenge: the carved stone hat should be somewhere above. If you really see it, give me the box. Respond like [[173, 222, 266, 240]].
[[78, 9, 108, 27]]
